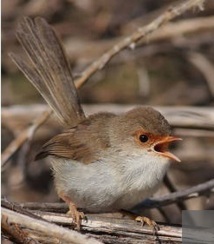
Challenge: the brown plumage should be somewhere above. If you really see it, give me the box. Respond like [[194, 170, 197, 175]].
[[36, 107, 171, 164], [36, 112, 115, 163]]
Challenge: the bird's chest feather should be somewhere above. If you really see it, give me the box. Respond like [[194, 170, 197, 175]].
[[51, 154, 169, 211], [111, 154, 170, 209]]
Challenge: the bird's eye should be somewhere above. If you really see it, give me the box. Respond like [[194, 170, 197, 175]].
[[139, 134, 149, 143]]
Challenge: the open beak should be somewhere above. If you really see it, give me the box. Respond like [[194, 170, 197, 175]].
[[153, 136, 182, 162]]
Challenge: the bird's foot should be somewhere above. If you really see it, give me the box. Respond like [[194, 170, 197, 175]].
[[121, 210, 159, 231], [135, 216, 159, 231], [60, 193, 85, 230], [67, 204, 85, 230]]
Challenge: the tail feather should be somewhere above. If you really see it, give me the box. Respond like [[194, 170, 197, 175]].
[[10, 17, 85, 127]]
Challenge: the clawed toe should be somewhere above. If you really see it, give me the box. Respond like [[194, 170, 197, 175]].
[[60, 193, 85, 230], [67, 205, 85, 230], [135, 216, 160, 231]]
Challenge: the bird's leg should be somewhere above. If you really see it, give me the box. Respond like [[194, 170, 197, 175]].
[[59, 193, 85, 230], [120, 210, 159, 231]]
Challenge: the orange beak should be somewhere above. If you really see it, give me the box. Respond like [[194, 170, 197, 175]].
[[153, 136, 182, 162]]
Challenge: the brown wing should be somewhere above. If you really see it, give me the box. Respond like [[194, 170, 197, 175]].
[[36, 129, 95, 164], [36, 113, 115, 164]]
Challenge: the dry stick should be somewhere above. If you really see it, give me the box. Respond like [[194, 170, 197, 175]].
[[64, 15, 214, 63], [3, 200, 69, 213], [137, 15, 214, 45], [1, 198, 47, 221], [36, 212, 182, 241], [163, 174, 187, 211], [1, 109, 51, 168], [3, 104, 214, 130], [2, 208, 102, 244], [1, 0, 205, 168], [2, 215, 39, 244], [187, 52, 214, 97], [138, 178, 214, 209], [2, 206, 182, 243], [74, 0, 205, 88], [22, 211, 214, 244], [3, 196, 212, 243]]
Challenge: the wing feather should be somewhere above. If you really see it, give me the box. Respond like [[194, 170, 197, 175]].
[[36, 113, 115, 164]]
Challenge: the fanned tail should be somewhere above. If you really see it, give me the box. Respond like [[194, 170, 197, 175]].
[[10, 17, 85, 127]]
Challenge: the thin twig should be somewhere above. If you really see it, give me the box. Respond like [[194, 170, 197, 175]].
[[163, 174, 187, 210], [1, 109, 52, 168], [138, 178, 214, 209], [187, 52, 214, 97], [63, 15, 214, 63], [2, 105, 214, 131], [137, 15, 213, 45], [1, 198, 47, 221], [74, 0, 205, 87], [19, 202, 68, 213]]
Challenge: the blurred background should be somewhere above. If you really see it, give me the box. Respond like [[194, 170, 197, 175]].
[[2, 0, 214, 225]]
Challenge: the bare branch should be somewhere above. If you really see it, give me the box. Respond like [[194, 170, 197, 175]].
[[2, 105, 214, 131], [138, 178, 214, 209], [2, 208, 102, 244], [74, 0, 205, 87], [2, 206, 182, 243], [1, 109, 52, 168], [138, 15, 214, 45], [2, 215, 39, 244], [187, 52, 214, 97]]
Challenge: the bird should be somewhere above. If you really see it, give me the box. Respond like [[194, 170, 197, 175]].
[[10, 17, 181, 230]]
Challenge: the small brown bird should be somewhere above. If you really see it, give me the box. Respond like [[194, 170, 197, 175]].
[[10, 17, 181, 230]]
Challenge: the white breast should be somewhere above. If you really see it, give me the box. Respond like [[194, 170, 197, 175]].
[[110, 153, 170, 210], [51, 152, 170, 212]]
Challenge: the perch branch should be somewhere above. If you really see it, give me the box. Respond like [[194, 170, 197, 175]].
[[2, 208, 102, 244], [2, 206, 182, 243], [3, 200, 212, 244]]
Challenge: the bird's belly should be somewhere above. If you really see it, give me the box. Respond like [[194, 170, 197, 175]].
[[51, 158, 121, 212], [51, 156, 169, 212], [111, 184, 158, 211]]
